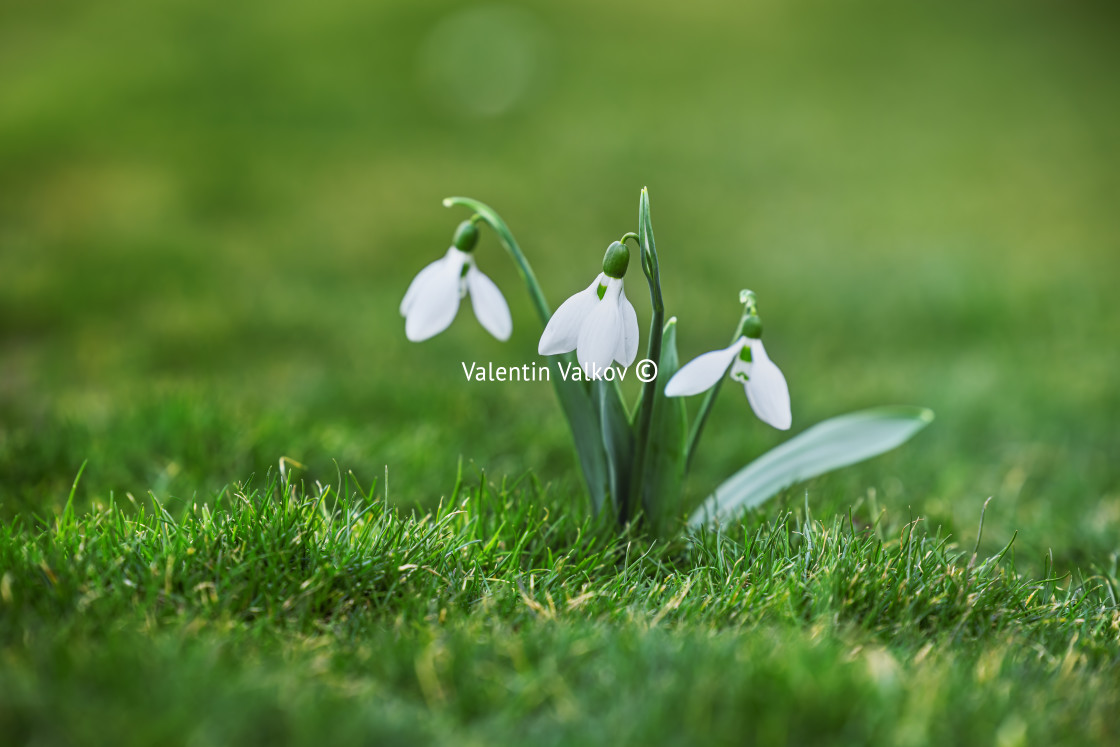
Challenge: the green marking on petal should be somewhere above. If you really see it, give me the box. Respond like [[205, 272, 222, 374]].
[[597, 283, 607, 300]]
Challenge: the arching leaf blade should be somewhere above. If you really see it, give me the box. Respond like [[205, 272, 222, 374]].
[[688, 406, 934, 527]]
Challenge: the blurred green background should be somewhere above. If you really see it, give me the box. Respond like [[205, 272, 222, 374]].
[[1, 0, 1117, 567]]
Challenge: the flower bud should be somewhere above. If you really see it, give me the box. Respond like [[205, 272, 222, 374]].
[[601, 241, 630, 279]]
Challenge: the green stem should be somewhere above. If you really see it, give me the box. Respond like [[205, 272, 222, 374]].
[[443, 197, 552, 324]]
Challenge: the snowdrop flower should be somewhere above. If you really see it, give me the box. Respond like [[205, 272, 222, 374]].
[[400, 219, 512, 342], [538, 241, 639, 376], [665, 314, 791, 430]]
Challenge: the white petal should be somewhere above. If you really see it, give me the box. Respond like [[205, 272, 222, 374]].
[[466, 265, 512, 341], [664, 338, 747, 397], [538, 273, 603, 355], [744, 339, 791, 430], [400, 250, 453, 316], [404, 249, 467, 342], [576, 280, 623, 377], [615, 286, 639, 367]]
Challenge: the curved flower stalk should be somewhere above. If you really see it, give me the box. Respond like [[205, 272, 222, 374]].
[[538, 242, 639, 377], [400, 219, 512, 342], [666, 299, 791, 430]]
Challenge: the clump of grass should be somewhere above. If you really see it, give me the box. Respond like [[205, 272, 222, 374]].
[[4, 469, 1115, 642]]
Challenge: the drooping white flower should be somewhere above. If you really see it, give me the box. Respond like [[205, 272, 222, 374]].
[[538, 242, 639, 377], [399, 218, 511, 342], [665, 336, 791, 430], [400, 246, 512, 342]]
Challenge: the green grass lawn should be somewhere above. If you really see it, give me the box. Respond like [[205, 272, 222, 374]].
[[2, 1, 1119, 744]]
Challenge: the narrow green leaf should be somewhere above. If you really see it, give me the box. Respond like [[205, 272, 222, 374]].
[[688, 406, 934, 527], [638, 188, 654, 268], [628, 186, 667, 526], [597, 381, 635, 520], [554, 372, 610, 515], [640, 318, 689, 537]]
